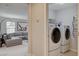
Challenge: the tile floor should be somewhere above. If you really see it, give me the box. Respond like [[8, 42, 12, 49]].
[[62, 50, 77, 56]]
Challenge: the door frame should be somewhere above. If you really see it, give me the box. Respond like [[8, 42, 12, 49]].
[[28, 3, 48, 56]]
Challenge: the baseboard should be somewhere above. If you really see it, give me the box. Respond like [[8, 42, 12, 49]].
[[70, 49, 77, 53]]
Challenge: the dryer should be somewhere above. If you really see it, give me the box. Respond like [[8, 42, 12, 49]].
[[48, 23, 61, 56], [61, 25, 70, 53]]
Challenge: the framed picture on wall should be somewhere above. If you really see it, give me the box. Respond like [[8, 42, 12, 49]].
[[17, 22, 28, 32]]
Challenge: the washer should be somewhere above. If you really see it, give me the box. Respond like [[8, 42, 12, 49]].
[[61, 25, 70, 53], [48, 23, 61, 56]]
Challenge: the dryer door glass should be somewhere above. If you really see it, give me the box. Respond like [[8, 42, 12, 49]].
[[65, 28, 70, 40], [51, 28, 61, 43]]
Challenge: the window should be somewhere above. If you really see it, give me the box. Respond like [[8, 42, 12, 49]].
[[6, 22, 15, 34]]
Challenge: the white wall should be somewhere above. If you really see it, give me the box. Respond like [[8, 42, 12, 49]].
[[0, 3, 28, 19], [0, 12, 27, 19], [55, 5, 77, 51], [48, 7, 56, 19]]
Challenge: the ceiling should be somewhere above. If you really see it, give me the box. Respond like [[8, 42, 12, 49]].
[[0, 3, 77, 19], [0, 3, 28, 19], [48, 3, 77, 11]]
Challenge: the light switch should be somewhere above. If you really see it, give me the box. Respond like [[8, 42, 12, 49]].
[[36, 19, 39, 23]]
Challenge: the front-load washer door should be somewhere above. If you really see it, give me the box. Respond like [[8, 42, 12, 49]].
[[49, 27, 61, 51], [65, 28, 70, 40], [51, 27, 61, 43]]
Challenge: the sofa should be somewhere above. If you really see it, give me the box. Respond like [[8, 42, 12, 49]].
[[7, 32, 28, 40], [5, 37, 22, 47], [0, 32, 28, 47]]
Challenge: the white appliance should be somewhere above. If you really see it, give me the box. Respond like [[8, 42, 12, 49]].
[[48, 23, 61, 56], [61, 25, 70, 53]]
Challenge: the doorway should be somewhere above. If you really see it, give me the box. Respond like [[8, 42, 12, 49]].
[[48, 3, 77, 56], [0, 3, 28, 56]]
